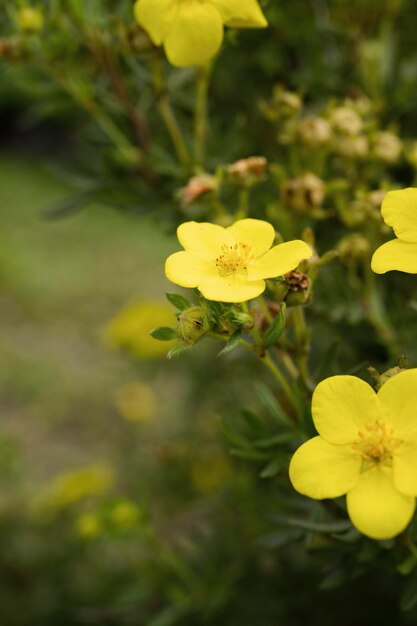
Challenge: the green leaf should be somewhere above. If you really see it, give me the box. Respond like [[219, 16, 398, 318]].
[[150, 327, 178, 341], [398, 554, 417, 576], [230, 448, 269, 461], [255, 382, 294, 428], [166, 293, 191, 311], [217, 329, 241, 357], [259, 458, 284, 478], [400, 576, 417, 611], [167, 344, 189, 359], [273, 515, 352, 534], [263, 303, 286, 348]]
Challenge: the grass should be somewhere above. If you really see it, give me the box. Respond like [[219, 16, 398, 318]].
[[0, 152, 179, 482]]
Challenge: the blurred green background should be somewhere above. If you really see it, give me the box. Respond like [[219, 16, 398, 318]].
[[2, 0, 417, 624]]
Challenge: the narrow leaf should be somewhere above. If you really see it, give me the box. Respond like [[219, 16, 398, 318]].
[[263, 303, 286, 348], [217, 329, 241, 357], [167, 344, 189, 359], [255, 382, 294, 428]]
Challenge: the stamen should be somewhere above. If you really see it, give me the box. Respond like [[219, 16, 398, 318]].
[[351, 420, 401, 466], [215, 242, 255, 276]]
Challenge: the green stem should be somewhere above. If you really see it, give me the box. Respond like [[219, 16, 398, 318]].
[[363, 265, 399, 357], [242, 301, 299, 416], [150, 58, 191, 170], [235, 184, 250, 220], [194, 63, 211, 167], [291, 306, 314, 390], [262, 351, 298, 414]]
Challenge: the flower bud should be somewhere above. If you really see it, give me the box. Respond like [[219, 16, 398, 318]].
[[178, 306, 208, 344], [228, 156, 267, 180], [337, 234, 371, 261], [369, 357, 409, 390], [283, 270, 311, 306], [330, 107, 363, 136], [337, 136, 369, 159], [179, 174, 217, 207], [372, 131, 402, 163], [260, 86, 302, 121], [297, 117, 332, 145], [282, 173, 325, 214]]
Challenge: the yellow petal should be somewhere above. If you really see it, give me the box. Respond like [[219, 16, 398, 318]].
[[165, 251, 216, 288], [177, 222, 232, 257], [211, 0, 268, 28], [371, 239, 417, 274], [394, 443, 417, 497], [312, 376, 379, 444], [289, 437, 360, 499], [247, 241, 313, 280], [198, 273, 265, 302], [164, 1, 223, 67], [381, 188, 417, 243], [346, 466, 415, 540], [133, 0, 178, 45], [378, 369, 417, 441], [227, 218, 275, 257]]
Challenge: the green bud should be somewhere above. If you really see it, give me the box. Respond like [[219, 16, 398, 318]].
[[178, 306, 208, 345], [368, 357, 409, 390], [337, 234, 371, 261]]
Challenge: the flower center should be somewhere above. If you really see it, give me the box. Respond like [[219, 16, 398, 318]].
[[215, 242, 254, 277], [351, 420, 401, 467]]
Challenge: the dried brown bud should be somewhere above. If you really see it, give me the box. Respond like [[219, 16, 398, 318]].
[[330, 107, 363, 136], [282, 173, 325, 213], [179, 174, 217, 207], [297, 117, 332, 145], [372, 132, 402, 163], [228, 156, 267, 180]]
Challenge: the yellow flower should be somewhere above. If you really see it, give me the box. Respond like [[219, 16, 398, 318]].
[[115, 383, 156, 423], [76, 512, 102, 540], [133, 0, 267, 67], [104, 301, 177, 359], [372, 188, 417, 274], [289, 370, 417, 540], [165, 219, 313, 303], [17, 7, 44, 32]]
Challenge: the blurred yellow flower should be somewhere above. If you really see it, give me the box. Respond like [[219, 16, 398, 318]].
[[289, 371, 417, 540], [17, 6, 44, 32], [104, 301, 177, 359], [42, 464, 114, 510], [191, 454, 232, 493], [76, 512, 102, 540], [110, 500, 143, 529], [372, 188, 417, 274], [115, 383, 156, 423], [165, 219, 312, 303], [133, 0, 267, 67]]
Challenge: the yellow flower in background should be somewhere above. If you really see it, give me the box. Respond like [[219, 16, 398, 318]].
[[289, 370, 417, 540], [17, 6, 44, 32], [165, 219, 312, 303], [133, 0, 267, 67], [37, 464, 114, 513], [104, 301, 176, 359], [76, 512, 102, 540], [372, 188, 417, 274], [115, 383, 156, 423]]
